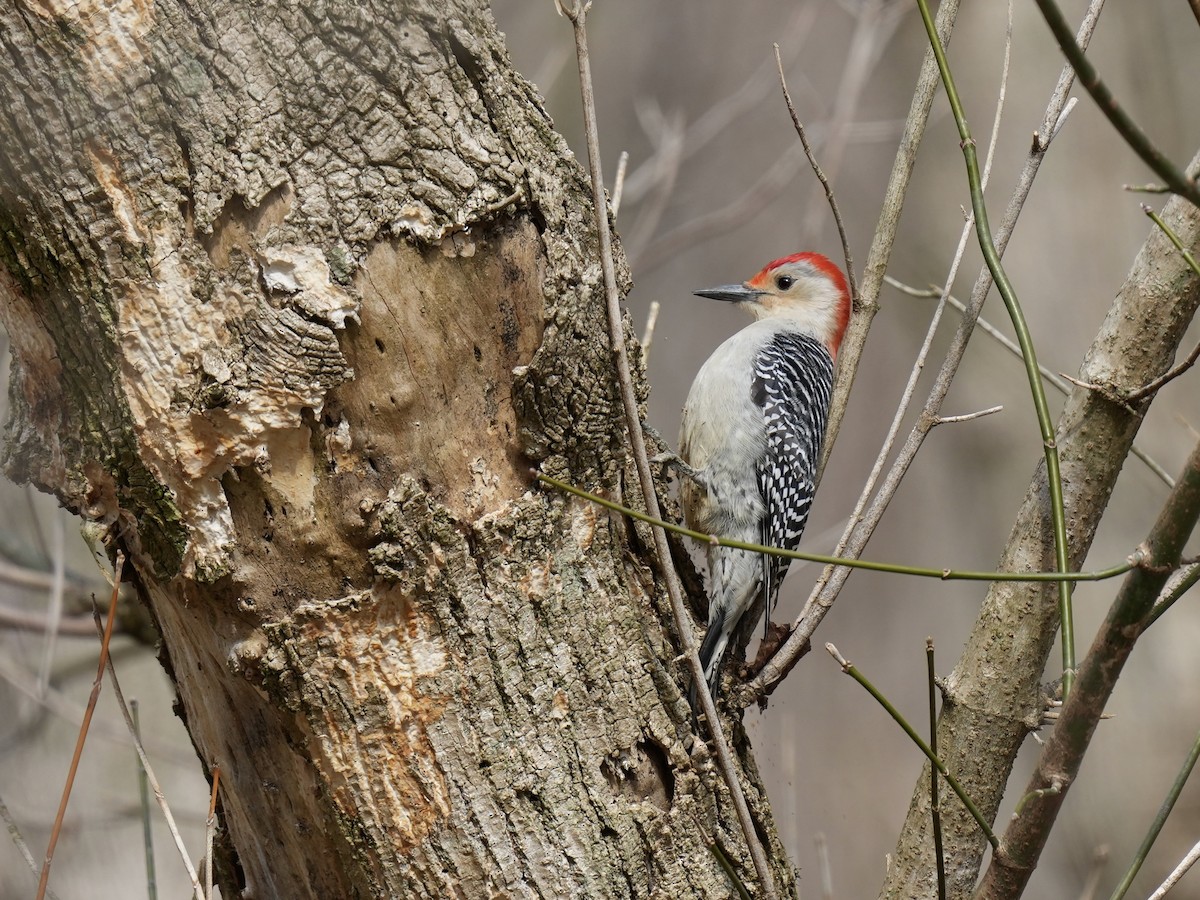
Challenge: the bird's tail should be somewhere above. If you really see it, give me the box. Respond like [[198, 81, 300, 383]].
[[688, 607, 727, 714]]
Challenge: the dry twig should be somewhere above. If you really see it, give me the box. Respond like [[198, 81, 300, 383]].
[[36, 553, 124, 900]]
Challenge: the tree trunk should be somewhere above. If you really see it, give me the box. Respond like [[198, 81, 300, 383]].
[[0, 2, 790, 896]]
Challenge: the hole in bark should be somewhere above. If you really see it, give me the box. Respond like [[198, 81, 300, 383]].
[[375, 337, 386, 354], [601, 738, 675, 811], [641, 739, 674, 806], [528, 203, 547, 235], [473, 345, 482, 362]]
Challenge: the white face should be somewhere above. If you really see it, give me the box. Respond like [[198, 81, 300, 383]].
[[744, 260, 845, 342]]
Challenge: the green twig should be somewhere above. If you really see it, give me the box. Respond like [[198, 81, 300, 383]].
[[535, 472, 1139, 584], [1033, 0, 1200, 209], [914, 0, 1076, 696], [927, 639, 947, 900], [708, 841, 754, 900], [827, 643, 998, 850], [1109, 726, 1200, 900]]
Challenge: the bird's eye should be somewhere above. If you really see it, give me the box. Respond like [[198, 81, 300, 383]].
[[776, 275, 794, 290]]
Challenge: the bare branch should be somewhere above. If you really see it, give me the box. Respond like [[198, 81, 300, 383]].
[[1034, 0, 1200, 207], [798, 0, 911, 244], [933, 406, 1004, 425], [774, 43, 858, 308], [609, 149, 629, 218], [1148, 841, 1200, 899], [640, 300, 661, 365]]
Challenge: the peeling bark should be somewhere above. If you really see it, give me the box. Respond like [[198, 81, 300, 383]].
[[0, 2, 791, 897]]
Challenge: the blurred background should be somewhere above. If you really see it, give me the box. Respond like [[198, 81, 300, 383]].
[[2, 1, 1199, 897]]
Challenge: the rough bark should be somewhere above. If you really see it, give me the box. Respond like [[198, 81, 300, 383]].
[[0, 2, 790, 897], [880, 177, 1200, 899]]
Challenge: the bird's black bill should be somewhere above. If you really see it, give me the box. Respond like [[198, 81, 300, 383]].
[[693, 284, 762, 303]]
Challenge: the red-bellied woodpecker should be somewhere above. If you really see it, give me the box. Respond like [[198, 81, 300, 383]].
[[671, 252, 851, 701]]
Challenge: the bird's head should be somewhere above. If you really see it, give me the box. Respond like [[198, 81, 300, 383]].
[[694, 252, 851, 358]]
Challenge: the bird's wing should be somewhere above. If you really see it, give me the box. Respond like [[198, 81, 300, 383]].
[[751, 331, 836, 621]]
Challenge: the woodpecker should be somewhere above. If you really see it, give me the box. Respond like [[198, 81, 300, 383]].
[[674, 252, 850, 701]]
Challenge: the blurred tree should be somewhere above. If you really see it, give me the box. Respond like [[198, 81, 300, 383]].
[[0, 1, 787, 896]]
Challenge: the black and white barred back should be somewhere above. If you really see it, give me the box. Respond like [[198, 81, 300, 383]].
[[751, 330, 835, 629]]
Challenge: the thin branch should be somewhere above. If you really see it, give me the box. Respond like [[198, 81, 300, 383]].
[[558, 5, 779, 897], [984, 0, 1017, 190], [536, 473, 1140, 584], [637, 6, 905, 276], [1077, 845, 1109, 900], [102, 609, 206, 900], [635, 140, 810, 273], [774, 43, 858, 308], [933, 405, 1004, 425], [36, 553, 124, 900], [36, 515, 66, 697], [1189, 0, 1200, 28], [826, 643, 997, 849], [204, 767, 220, 900], [1148, 840, 1200, 900], [815, 832, 834, 900], [624, 102, 684, 256], [1144, 562, 1200, 628], [1033, 0, 1200, 208], [886, 275, 1178, 488], [609, 150, 628, 219], [0, 556, 100, 597], [619, 3, 820, 208], [132, 700, 158, 900], [979, 436, 1200, 896], [0, 646, 189, 760], [2, 792, 62, 900], [807, 0, 1013, 621], [756, 0, 1006, 686], [0, 604, 107, 636], [818, 0, 960, 480], [640, 300, 661, 366]]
